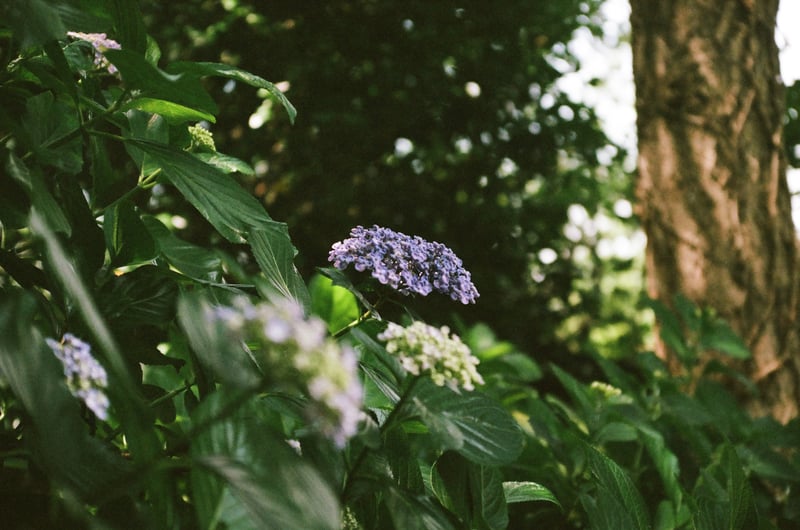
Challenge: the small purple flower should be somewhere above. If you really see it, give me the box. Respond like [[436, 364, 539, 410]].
[[66, 31, 121, 74], [46, 333, 110, 420], [328, 225, 479, 304]]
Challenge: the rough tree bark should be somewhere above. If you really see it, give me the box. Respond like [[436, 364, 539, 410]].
[[629, 0, 800, 422]]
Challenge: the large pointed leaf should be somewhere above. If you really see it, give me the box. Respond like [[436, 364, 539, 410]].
[[103, 49, 217, 114], [166, 61, 297, 123], [503, 482, 561, 507], [309, 273, 360, 333], [142, 216, 222, 282], [412, 380, 524, 466], [432, 451, 509, 530], [692, 444, 759, 530], [3, 0, 65, 48], [97, 265, 179, 329], [249, 225, 311, 310], [5, 151, 70, 235], [104, 200, 158, 265], [121, 97, 216, 124], [126, 138, 270, 243], [586, 445, 650, 530], [109, 0, 147, 53], [21, 91, 82, 173], [190, 392, 340, 530]]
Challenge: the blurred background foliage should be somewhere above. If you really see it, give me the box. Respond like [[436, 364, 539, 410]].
[[141, 0, 645, 375]]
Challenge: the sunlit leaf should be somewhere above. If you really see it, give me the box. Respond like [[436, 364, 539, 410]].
[[127, 138, 269, 243], [166, 61, 297, 123], [195, 152, 255, 175], [103, 49, 217, 114], [412, 379, 524, 466], [503, 481, 561, 507], [121, 97, 216, 124], [249, 225, 311, 310], [309, 273, 360, 333]]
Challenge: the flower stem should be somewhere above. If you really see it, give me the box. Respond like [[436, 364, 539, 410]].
[[341, 376, 420, 502]]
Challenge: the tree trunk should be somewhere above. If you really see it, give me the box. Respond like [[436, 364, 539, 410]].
[[630, 0, 800, 422]]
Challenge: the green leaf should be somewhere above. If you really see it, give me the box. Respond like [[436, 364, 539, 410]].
[[431, 451, 471, 524], [127, 139, 306, 308], [698, 319, 751, 359], [190, 391, 340, 530], [195, 152, 255, 175], [124, 110, 169, 176], [318, 266, 381, 319], [97, 265, 179, 329], [382, 480, 457, 530], [5, 151, 71, 235], [104, 200, 158, 265], [551, 364, 595, 417], [177, 291, 261, 388], [309, 273, 360, 333], [142, 215, 223, 282], [103, 49, 217, 114], [249, 226, 311, 310], [109, 0, 147, 53], [166, 61, 297, 123], [3, 0, 65, 48], [121, 97, 216, 124], [585, 445, 650, 530], [646, 297, 693, 361], [21, 91, 82, 173], [503, 482, 561, 507], [432, 452, 509, 530], [127, 138, 269, 243], [412, 379, 525, 466], [639, 428, 683, 509], [692, 444, 759, 530]]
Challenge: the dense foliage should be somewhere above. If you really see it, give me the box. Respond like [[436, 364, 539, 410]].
[[143, 0, 643, 364], [1, 1, 799, 529]]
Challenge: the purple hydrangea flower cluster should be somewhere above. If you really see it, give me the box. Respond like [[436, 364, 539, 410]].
[[46, 333, 110, 420], [66, 31, 121, 74], [328, 225, 479, 304]]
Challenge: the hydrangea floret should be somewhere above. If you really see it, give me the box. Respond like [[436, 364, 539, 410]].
[[209, 296, 363, 447], [46, 333, 110, 420], [378, 321, 485, 391], [66, 31, 121, 74], [328, 225, 479, 304]]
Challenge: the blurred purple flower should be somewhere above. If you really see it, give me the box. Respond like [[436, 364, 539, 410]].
[[329, 225, 479, 304], [66, 31, 121, 74], [46, 333, 110, 420]]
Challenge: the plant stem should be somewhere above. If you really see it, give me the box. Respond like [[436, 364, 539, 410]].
[[333, 309, 373, 339], [341, 375, 420, 502]]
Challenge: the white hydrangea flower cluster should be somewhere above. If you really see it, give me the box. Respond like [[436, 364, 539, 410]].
[[209, 296, 363, 448], [45, 333, 110, 420], [378, 321, 485, 391]]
